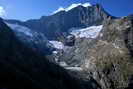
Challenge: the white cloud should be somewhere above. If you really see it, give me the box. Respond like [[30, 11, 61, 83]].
[[0, 6, 6, 17]]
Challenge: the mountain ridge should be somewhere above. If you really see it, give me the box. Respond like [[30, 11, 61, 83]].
[[5, 4, 113, 40]]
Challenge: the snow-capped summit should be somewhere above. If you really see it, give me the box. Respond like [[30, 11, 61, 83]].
[[65, 3, 81, 11], [53, 7, 65, 14], [66, 3, 92, 11], [53, 2, 92, 14], [82, 2, 92, 7]]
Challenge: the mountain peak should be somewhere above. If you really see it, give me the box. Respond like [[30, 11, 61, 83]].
[[53, 2, 92, 14], [6, 3, 111, 40], [65, 3, 92, 11]]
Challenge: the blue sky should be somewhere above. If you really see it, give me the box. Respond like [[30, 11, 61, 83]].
[[0, 0, 133, 21]]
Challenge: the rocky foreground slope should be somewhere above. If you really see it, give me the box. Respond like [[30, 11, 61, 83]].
[[82, 15, 133, 89], [59, 15, 133, 89]]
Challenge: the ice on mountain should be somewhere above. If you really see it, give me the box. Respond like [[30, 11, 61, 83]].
[[70, 25, 103, 39]]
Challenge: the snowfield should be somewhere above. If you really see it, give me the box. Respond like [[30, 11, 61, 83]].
[[6, 23, 33, 37], [49, 41, 64, 49], [70, 25, 103, 38]]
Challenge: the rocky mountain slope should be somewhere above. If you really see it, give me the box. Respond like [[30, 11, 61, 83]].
[[59, 15, 133, 89], [0, 18, 102, 89]]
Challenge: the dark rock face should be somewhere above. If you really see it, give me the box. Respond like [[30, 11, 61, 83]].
[[6, 4, 111, 40], [0, 18, 102, 89], [64, 35, 75, 46]]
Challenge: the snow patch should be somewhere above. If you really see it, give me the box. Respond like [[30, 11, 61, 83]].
[[59, 62, 68, 67], [53, 51, 58, 54], [6, 23, 33, 37], [70, 25, 103, 38], [65, 67, 83, 71], [49, 41, 64, 49], [59, 61, 83, 71]]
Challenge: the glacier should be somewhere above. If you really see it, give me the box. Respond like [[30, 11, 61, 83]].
[[70, 25, 103, 39]]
